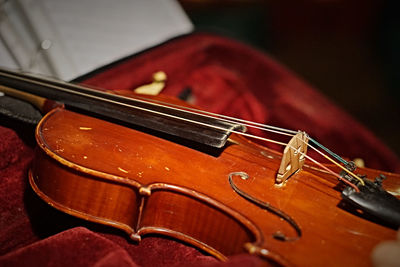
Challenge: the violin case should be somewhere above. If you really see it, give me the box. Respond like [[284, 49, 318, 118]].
[[1, 33, 399, 266]]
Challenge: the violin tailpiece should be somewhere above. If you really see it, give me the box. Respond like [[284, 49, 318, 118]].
[[276, 131, 309, 185]]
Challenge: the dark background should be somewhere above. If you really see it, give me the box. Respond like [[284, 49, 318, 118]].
[[179, 0, 400, 157]]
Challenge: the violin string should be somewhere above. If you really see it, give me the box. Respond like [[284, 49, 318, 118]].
[[297, 149, 360, 191], [128, 97, 363, 188], [126, 94, 349, 166], [308, 137, 348, 165], [109, 93, 354, 181], [305, 139, 364, 186], [104, 98, 361, 189], [127, 94, 357, 180], [0, 70, 289, 146], [0, 69, 351, 164], [0, 70, 360, 189], [133, 95, 298, 135], [1, 69, 299, 137], [123, 96, 359, 182]]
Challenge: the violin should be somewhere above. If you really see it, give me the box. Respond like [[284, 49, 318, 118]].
[[1, 68, 399, 266]]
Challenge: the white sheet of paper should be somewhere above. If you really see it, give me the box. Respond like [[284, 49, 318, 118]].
[[0, 0, 193, 80]]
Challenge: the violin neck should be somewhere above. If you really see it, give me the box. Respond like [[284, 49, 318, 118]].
[[0, 68, 245, 148]]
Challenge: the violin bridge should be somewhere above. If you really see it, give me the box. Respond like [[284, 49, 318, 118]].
[[276, 131, 309, 185]]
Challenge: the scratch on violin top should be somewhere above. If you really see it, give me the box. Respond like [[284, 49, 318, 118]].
[[165, 167, 170, 171], [79, 127, 92, 130], [346, 229, 373, 239], [118, 167, 129, 173]]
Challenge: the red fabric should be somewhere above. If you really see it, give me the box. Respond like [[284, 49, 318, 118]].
[[0, 33, 398, 266]]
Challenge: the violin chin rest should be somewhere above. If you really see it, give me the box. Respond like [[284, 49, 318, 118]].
[[341, 179, 400, 227]]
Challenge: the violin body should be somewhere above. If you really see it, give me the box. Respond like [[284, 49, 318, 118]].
[[30, 95, 400, 266]]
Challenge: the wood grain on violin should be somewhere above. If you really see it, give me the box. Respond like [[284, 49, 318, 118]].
[[1, 68, 400, 266]]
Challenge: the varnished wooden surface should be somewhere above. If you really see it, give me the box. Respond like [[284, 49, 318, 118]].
[[30, 107, 400, 266]]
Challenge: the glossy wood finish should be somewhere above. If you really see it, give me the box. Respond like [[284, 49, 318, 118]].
[[30, 107, 400, 266]]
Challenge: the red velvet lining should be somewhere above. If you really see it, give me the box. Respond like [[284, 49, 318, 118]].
[[1, 33, 398, 266]]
